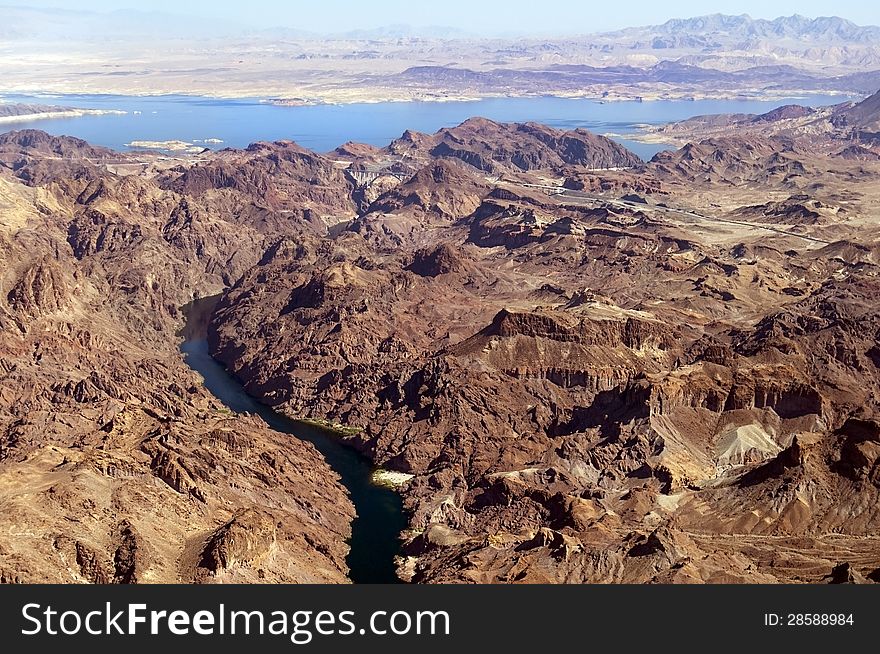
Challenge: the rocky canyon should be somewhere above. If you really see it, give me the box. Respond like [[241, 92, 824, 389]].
[[3, 91, 880, 584]]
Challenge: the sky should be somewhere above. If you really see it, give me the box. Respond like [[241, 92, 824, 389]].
[[8, 0, 880, 35]]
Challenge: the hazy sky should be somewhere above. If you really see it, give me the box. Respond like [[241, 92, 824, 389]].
[[10, 0, 880, 34]]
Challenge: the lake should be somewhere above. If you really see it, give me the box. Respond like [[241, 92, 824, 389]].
[[0, 93, 857, 161]]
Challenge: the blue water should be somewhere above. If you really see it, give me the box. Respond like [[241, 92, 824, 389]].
[[181, 297, 407, 584], [0, 93, 856, 160]]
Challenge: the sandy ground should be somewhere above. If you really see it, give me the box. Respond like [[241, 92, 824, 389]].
[[0, 38, 869, 105]]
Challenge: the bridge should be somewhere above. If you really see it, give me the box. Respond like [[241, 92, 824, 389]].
[[344, 168, 409, 187]]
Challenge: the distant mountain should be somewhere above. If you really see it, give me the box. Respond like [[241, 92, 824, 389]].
[[336, 24, 472, 40], [584, 14, 880, 71], [610, 13, 880, 44], [2, 7, 875, 47], [246, 24, 472, 41], [3, 7, 880, 100], [392, 61, 878, 97]]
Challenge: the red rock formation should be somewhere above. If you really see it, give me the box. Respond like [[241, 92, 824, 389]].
[[4, 117, 880, 585], [385, 117, 643, 174]]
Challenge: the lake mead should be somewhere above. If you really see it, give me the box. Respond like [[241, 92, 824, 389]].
[[0, 93, 857, 161]]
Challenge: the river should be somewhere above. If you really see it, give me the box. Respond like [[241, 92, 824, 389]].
[[180, 297, 407, 584], [0, 93, 857, 161]]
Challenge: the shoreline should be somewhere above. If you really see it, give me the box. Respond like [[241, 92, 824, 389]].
[[0, 108, 127, 124], [602, 130, 682, 147], [0, 88, 860, 108]]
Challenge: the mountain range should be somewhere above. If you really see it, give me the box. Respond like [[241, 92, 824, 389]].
[[612, 14, 880, 44], [1, 7, 877, 43]]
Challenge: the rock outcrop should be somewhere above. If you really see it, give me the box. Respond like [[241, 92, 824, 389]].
[[385, 118, 643, 174]]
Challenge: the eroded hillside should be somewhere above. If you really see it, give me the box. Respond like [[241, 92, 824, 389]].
[[2, 108, 880, 584]]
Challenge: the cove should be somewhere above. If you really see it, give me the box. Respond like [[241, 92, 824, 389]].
[[180, 296, 407, 584]]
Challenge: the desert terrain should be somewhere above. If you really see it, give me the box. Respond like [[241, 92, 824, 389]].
[[2, 11, 880, 103], [1, 85, 879, 582]]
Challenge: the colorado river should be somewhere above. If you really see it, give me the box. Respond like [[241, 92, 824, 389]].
[[180, 297, 407, 583]]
